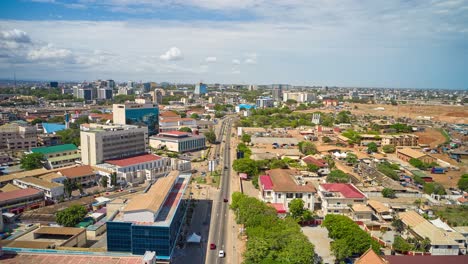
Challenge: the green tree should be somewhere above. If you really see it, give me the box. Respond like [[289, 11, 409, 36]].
[[110, 172, 118, 187], [381, 188, 396, 198], [31, 118, 44, 125], [382, 144, 396, 153], [90, 109, 102, 114], [233, 158, 259, 178], [345, 153, 358, 165], [392, 218, 405, 233], [298, 141, 318, 155], [423, 182, 446, 195], [56, 204, 88, 227], [409, 158, 424, 169], [241, 133, 252, 143], [100, 176, 108, 188], [307, 164, 319, 172], [56, 128, 80, 146], [204, 129, 216, 144], [48, 115, 64, 123], [285, 99, 297, 106], [326, 170, 350, 183], [335, 111, 351, 124], [393, 236, 413, 252], [269, 159, 288, 169], [322, 136, 332, 143], [190, 113, 200, 119], [367, 142, 378, 153], [458, 174, 468, 192], [20, 153, 44, 170], [178, 127, 192, 133]]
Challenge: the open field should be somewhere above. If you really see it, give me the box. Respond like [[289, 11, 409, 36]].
[[415, 128, 447, 148]]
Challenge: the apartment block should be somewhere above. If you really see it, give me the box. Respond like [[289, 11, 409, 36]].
[[282, 92, 316, 103], [381, 134, 418, 146], [80, 123, 148, 165], [30, 144, 80, 169], [158, 118, 197, 133], [0, 122, 37, 151]]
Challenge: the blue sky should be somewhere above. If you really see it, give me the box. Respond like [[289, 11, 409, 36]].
[[0, 0, 467, 89]]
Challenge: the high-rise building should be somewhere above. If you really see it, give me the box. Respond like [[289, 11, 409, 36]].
[[256, 96, 275, 108], [107, 79, 116, 89], [0, 122, 37, 151], [98, 88, 113, 100], [50, 82, 58, 88], [80, 123, 149, 165], [151, 89, 163, 104], [194, 82, 207, 95], [113, 99, 159, 136], [282, 92, 316, 103]]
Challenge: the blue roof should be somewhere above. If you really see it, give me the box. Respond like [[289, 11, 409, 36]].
[[42, 123, 66, 134], [238, 104, 256, 110]]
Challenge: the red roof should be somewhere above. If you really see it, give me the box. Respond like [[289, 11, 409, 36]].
[[59, 165, 94, 178], [320, 183, 365, 198], [161, 131, 190, 136], [106, 154, 162, 167], [259, 175, 273, 190], [270, 203, 286, 214], [302, 156, 327, 167], [0, 188, 42, 202]]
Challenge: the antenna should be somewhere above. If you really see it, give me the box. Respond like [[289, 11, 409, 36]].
[[14, 71, 16, 89]]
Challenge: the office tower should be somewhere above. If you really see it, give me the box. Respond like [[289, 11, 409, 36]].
[[113, 99, 159, 136]]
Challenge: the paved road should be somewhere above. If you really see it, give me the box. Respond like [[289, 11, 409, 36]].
[[206, 117, 233, 264]]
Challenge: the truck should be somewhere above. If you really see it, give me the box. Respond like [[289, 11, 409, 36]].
[[431, 167, 445, 174]]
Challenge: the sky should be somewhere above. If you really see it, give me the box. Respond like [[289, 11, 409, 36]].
[[0, 0, 467, 89]]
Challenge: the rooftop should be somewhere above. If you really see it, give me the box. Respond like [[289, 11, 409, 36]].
[[34, 226, 85, 236], [0, 253, 144, 264], [397, 148, 428, 159], [385, 255, 468, 264], [39, 172, 64, 182], [259, 175, 274, 190], [320, 183, 366, 199], [355, 248, 388, 264], [42, 123, 66, 134], [266, 169, 316, 193], [59, 165, 95, 178], [352, 204, 372, 213], [367, 200, 390, 214], [15, 176, 62, 189], [0, 188, 42, 202], [47, 153, 81, 163], [0, 183, 21, 192], [159, 117, 195, 123], [105, 154, 162, 167], [302, 156, 327, 167], [31, 144, 78, 155]]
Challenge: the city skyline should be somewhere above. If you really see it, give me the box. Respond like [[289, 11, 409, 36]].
[[0, 0, 467, 89]]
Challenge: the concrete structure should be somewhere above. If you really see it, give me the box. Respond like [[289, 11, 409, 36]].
[[58, 165, 96, 187], [381, 134, 418, 147], [13, 177, 64, 201], [256, 96, 274, 108], [259, 169, 316, 213], [107, 171, 192, 261], [113, 99, 159, 136], [25, 226, 87, 248], [323, 99, 338, 107], [149, 131, 206, 153], [102, 154, 171, 185], [194, 82, 207, 95], [158, 117, 197, 133], [367, 199, 392, 221], [397, 148, 437, 164], [399, 211, 465, 255], [80, 123, 148, 165], [0, 122, 37, 151], [351, 204, 373, 221], [31, 144, 79, 169], [0, 188, 44, 214], [97, 87, 113, 100], [318, 183, 367, 215], [282, 92, 315, 103]]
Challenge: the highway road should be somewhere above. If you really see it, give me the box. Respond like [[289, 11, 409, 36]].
[[206, 117, 233, 264]]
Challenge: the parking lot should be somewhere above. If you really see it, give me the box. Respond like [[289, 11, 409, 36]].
[[302, 226, 335, 264]]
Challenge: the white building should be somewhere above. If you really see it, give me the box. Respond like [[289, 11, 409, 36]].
[[13, 176, 64, 201], [318, 183, 367, 215], [158, 117, 197, 133], [259, 169, 316, 214], [149, 131, 206, 153], [256, 97, 274, 108], [282, 92, 316, 103]]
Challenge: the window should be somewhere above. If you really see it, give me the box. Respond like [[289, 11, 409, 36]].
[[278, 193, 281, 198], [434, 245, 439, 249], [295, 193, 303, 198], [286, 193, 294, 198], [447, 246, 452, 249], [308, 194, 312, 199]]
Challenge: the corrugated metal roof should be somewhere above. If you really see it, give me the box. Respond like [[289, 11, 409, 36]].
[[31, 144, 77, 155]]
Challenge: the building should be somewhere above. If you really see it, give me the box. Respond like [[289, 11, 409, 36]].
[[107, 171, 192, 261], [318, 183, 367, 215], [0, 122, 37, 151], [351, 204, 373, 221], [256, 96, 274, 108], [149, 131, 206, 153], [367, 199, 392, 221], [58, 165, 96, 187], [397, 148, 437, 164], [13, 177, 64, 201], [37, 134, 62, 147], [102, 154, 172, 185], [151, 89, 163, 104], [300, 156, 328, 168], [158, 118, 197, 133], [0, 188, 44, 214], [399, 211, 465, 255], [194, 82, 207, 95], [259, 169, 316, 213], [355, 248, 388, 264], [385, 255, 468, 264], [80, 123, 148, 165], [75, 87, 96, 101], [30, 144, 80, 169], [381, 134, 418, 147], [97, 87, 113, 100], [323, 99, 338, 107], [282, 92, 315, 103], [113, 99, 159, 136], [41, 122, 66, 134]]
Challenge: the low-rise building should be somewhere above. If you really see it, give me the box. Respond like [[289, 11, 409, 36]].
[[0, 188, 44, 214], [259, 169, 316, 213], [13, 176, 64, 201], [367, 199, 392, 221], [351, 204, 373, 221], [318, 183, 367, 215], [149, 131, 206, 153], [58, 165, 96, 187], [159, 117, 197, 133], [381, 134, 418, 147], [0, 122, 37, 151], [397, 148, 437, 164], [399, 211, 465, 255], [30, 144, 80, 169]]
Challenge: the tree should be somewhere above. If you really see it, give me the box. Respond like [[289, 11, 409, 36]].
[[381, 188, 396, 198], [289, 199, 305, 220], [423, 182, 446, 195], [457, 174, 468, 192], [20, 153, 44, 170], [322, 136, 332, 143], [48, 116, 64, 123], [190, 113, 200, 119], [241, 133, 251, 143], [233, 158, 258, 178], [56, 204, 88, 227], [382, 144, 396, 153], [367, 142, 378, 153], [285, 99, 297, 106], [90, 109, 102, 114], [56, 129, 80, 146], [110, 172, 118, 187], [393, 236, 413, 252], [100, 176, 108, 188], [335, 111, 351, 124], [345, 153, 358, 165], [326, 170, 350, 183], [179, 127, 192, 133], [31, 118, 44, 125], [269, 159, 288, 169], [298, 141, 318, 155], [204, 129, 216, 144], [409, 158, 424, 169], [307, 164, 319, 172], [392, 218, 405, 233]]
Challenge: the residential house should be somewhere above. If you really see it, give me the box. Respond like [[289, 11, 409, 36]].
[[318, 183, 368, 215], [397, 148, 437, 164], [368, 199, 392, 221]]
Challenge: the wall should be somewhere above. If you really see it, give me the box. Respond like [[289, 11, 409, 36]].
[[62, 230, 87, 247]]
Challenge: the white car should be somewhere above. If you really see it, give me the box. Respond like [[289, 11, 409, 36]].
[[218, 250, 225, 258]]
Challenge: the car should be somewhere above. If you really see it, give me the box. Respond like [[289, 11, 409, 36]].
[[128, 190, 136, 193], [224, 166, 228, 169], [210, 243, 216, 250], [223, 198, 228, 203], [218, 250, 225, 258]]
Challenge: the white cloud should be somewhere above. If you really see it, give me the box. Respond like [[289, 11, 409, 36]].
[[205, 56, 217, 63], [0, 29, 31, 43], [232, 59, 240, 65], [27, 43, 74, 62], [160, 47, 183, 61], [244, 53, 257, 64]]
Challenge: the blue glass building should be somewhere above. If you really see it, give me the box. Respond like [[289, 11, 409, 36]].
[[194, 82, 207, 95], [114, 101, 159, 136]]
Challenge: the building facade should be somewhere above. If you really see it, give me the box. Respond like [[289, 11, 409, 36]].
[[0, 188, 45, 214], [0, 122, 37, 151], [194, 82, 207, 95], [13, 176, 64, 201], [113, 99, 159, 136], [396, 148, 437, 164], [256, 97, 275, 108], [158, 118, 197, 133], [80, 124, 148, 165], [282, 92, 316, 103], [30, 144, 80, 169], [381, 134, 418, 147], [58, 165, 97, 187], [149, 132, 206, 153], [318, 183, 368, 215]]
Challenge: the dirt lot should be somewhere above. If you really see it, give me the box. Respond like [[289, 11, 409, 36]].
[[415, 128, 447, 148], [429, 170, 465, 189]]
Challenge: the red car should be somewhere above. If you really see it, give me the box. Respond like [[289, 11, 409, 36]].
[[210, 243, 216, 250]]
